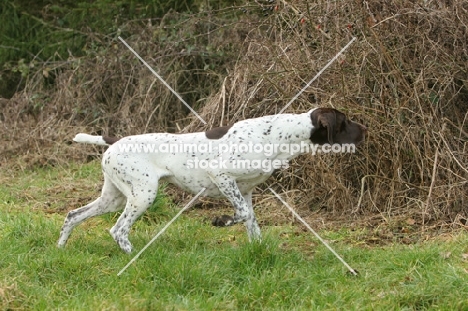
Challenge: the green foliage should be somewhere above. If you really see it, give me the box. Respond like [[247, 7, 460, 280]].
[[1, 207, 468, 309], [0, 0, 244, 97], [0, 0, 241, 63]]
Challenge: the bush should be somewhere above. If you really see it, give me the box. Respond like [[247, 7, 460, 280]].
[[1, 0, 467, 228]]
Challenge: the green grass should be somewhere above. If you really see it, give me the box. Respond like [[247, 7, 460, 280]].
[[0, 162, 467, 310]]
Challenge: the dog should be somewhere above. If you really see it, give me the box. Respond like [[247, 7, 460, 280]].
[[58, 107, 366, 253]]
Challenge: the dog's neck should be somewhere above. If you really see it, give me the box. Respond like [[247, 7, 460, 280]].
[[260, 112, 312, 144]]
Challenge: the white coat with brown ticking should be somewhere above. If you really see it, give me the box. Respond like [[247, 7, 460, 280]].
[[58, 107, 367, 253]]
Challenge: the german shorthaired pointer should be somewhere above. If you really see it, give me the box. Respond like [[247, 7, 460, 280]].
[[58, 108, 366, 253]]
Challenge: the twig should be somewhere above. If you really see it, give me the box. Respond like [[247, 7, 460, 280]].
[[438, 128, 468, 176], [273, 37, 356, 118], [354, 175, 429, 213], [424, 147, 439, 231], [118, 36, 207, 125]]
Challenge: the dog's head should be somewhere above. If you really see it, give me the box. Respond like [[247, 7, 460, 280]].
[[309, 108, 367, 145]]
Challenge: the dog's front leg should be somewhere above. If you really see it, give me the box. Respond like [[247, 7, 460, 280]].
[[242, 191, 261, 241], [210, 174, 261, 241]]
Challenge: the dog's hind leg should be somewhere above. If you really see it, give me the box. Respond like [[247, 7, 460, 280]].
[[58, 177, 125, 248], [109, 180, 159, 253]]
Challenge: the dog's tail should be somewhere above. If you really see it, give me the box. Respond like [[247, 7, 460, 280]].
[[73, 133, 120, 146]]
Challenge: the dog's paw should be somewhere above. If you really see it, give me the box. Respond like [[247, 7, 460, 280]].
[[212, 215, 234, 227], [118, 240, 133, 254]]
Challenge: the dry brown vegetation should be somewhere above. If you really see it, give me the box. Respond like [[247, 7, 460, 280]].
[[1, 0, 467, 232]]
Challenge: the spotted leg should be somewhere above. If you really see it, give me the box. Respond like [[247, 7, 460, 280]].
[[210, 174, 261, 241], [109, 180, 159, 253], [58, 178, 125, 248], [242, 191, 261, 241]]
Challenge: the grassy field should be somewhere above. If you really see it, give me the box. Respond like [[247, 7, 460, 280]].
[[0, 162, 467, 310]]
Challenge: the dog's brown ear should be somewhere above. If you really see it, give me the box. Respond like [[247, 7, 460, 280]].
[[317, 112, 336, 144], [310, 108, 340, 144]]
